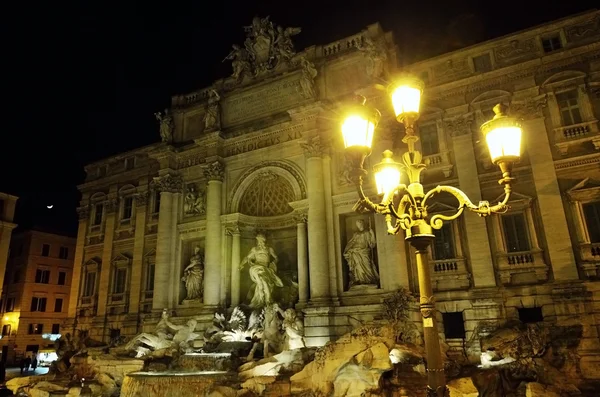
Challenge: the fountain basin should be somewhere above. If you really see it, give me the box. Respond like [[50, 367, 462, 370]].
[[121, 371, 237, 397]]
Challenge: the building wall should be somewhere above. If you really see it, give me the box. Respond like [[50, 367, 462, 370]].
[[0, 192, 18, 296], [67, 11, 600, 372], [1, 231, 75, 364]]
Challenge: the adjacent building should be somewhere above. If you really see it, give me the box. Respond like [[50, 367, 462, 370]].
[[67, 10, 600, 375], [0, 230, 75, 364], [0, 192, 18, 295]]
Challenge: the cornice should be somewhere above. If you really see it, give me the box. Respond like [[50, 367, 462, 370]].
[[554, 153, 600, 170]]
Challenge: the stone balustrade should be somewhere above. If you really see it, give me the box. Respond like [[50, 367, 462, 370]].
[[496, 249, 548, 285], [554, 120, 600, 154], [431, 257, 471, 291], [424, 150, 453, 178], [318, 32, 365, 57], [579, 242, 600, 278]]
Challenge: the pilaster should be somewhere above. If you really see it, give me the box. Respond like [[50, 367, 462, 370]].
[[68, 206, 89, 318], [295, 212, 309, 304], [96, 197, 117, 317], [129, 192, 148, 315], [230, 225, 241, 307], [204, 160, 225, 307]]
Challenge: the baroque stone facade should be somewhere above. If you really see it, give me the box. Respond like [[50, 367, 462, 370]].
[[67, 12, 600, 375]]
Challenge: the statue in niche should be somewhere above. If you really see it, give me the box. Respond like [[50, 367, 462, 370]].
[[275, 305, 305, 350], [223, 44, 252, 80], [154, 108, 173, 143], [239, 233, 283, 308], [297, 56, 317, 99], [274, 25, 301, 62], [357, 36, 387, 79], [203, 89, 221, 131], [343, 218, 379, 288], [184, 185, 206, 216], [182, 246, 204, 301]]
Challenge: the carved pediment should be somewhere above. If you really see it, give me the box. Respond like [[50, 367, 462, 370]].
[[470, 90, 512, 106], [428, 201, 459, 214], [144, 249, 156, 258], [492, 191, 533, 210], [111, 253, 132, 264], [567, 178, 600, 202], [84, 258, 101, 269], [541, 70, 586, 90]]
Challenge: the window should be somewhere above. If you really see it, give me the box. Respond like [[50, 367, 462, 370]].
[[556, 90, 582, 126], [432, 223, 456, 260], [502, 213, 530, 252], [98, 165, 108, 177], [113, 268, 127, 294], [30, 297, 47, 312], [93, 203, 103, 226], [13, 270, 20, 283], [443, 312, 466, 339], [473, 53, 492, 73], [542, 35, 562, 53], [153, 191, 161, 213], [122, 197, 133, 220], [6, 298, 15, 312], [41, 244, 50, 257], [125, 157, 135, 170], [518, 307, 543, 323], [1, 325, 11, 337], [28, 324, 44, 335], [51, 324, 60, 334], [583, 202, 600, 243], [59, 246, 69, 259], [35, 269, 50, 284], [419, 124, 440, 156], [145, 262, 155, 292], [58, 271, 67, 286], [54, 298, 63, 313], [83, 272, 96, 297]]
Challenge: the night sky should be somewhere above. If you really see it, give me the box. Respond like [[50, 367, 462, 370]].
[[2, 1, 597, 236]]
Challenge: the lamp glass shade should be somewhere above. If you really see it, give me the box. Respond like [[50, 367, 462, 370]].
[[485, 126, 522, 164], [391, 85, 421, 118], [373, 150, 402, 195], [342, 114, 376, 149]]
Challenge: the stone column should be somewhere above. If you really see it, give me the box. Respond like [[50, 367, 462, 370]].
[[128, 193, 148, 315], [524, 116, 578, 280], [301, 136, 331, 303], [449, 119, 496, 288], [221, 227, 232, 306], [230, 226, 241, 307], [295, 212, 309, 304], [204, 161, 225, 307], [152, 174, 182, 310], [67, 206, 90, 318], [96, 198, 117, 316]]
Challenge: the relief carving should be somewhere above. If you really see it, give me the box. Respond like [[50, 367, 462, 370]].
[[357, 36, 388, 78], [77, 206, 90, 220], [152, 174, 184, 193], [135, 192, 149, 207], [104, 199, 118, 214], [184, 184, 206, 216], [495, 39, 537, 62], [566, 16, 600, 42], [444, 114, 474, 137], [300, 135, 323, 158], [510, 95, 548, 121]]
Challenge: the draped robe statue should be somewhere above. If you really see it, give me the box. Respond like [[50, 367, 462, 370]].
[[343, 219, 379, 288], [182, 246, 204, 300], [239, 233, 283, 308]]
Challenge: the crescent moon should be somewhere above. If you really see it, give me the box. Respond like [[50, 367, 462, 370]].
[[47, 205, 54, 209]]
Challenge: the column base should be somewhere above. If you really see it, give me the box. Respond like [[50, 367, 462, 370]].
[[302, 304, 336, 347]]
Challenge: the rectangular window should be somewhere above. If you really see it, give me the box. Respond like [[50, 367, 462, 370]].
[[41, 244, 50, 257], [51, 323, 60, 334], [113, 268, 127, 294], [28, 324, 44, 335], [58, 271, 67, 286], [502, 213, 530, 253], [1, 324, 11, 337], [30, 297, 47, 312], [473, 53, 492, 73], [153, 192, 161, 213], [432, 223, 456, 260], [83, 272, 96, 297], [442, 312, 466, 339], [419, 124, 440, 156], [145, 262, 155, 291], [542, 35, 562, 53], [59, 246, 69, 259], [122, 197, 133, 220], [35, 269, 50, 284], [93, 203, 103, 226], [556, 90, 582, 126], [54, 298, 63, 313], [6, 298, 15, 312], [583, 202, 600, 243], [125, 157, 135, 170]]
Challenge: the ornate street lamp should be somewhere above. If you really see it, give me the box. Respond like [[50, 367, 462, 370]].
[[341, 76, 522, 397]]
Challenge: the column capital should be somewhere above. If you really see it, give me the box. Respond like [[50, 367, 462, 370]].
[[135, 192, 149, 207], [445, 113, 474, 138], [151, 174, 183, 193], [103, 198, 118, 214], [293, 210, 308, 224], [204, 161, 225, 181], [510, 94, 548, 121], [226, 224, 241, 236], [76, 205, 90, 221], [301, 135, 324, 158]]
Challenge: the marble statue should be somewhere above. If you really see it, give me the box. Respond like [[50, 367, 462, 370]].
[[262, 304, 283, 357], [203, 89, 221, 131], [276, 306, 305, 350], [239, 233, 283, 308], [357, 36, 387, 78], [154, 108, 173, 143], [343, 219, 380, 288], [184, 185, 206, 215], [182, 246, 204, 301], [297, 56, 317, 99], [274, 25, 301, 61], [223, 44, 252, 80]]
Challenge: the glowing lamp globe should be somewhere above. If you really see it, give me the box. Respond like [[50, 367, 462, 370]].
[[480, 104, 522, 167], [374, 150, 402, 196], [389, 76, 424, 122], [341, 96, 381, 150]]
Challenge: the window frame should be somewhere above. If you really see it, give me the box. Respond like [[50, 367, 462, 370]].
[[471, 52, 493, 73], [30, 297, 47, 312], [41, 244, 50, 257], [35, 268, 51, 284], [59, 246, 69, 259]]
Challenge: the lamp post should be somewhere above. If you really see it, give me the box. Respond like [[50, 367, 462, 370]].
[[340, 76, 522, 397]]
